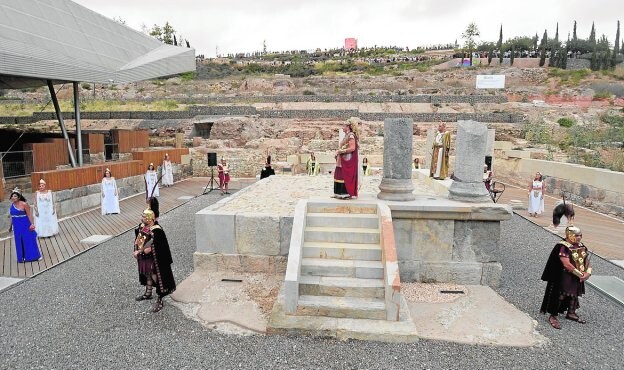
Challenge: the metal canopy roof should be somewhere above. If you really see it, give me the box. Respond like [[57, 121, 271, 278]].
[[0, 0, 196, 89]]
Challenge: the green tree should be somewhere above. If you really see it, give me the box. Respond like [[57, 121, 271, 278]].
[[149, 24, 163, 41], [539, 29, 548, 67], [498, 25, 504, 64], [573, 20, 577, 41], [488, 47, 493, 65], [162, 22, 175, 45], [612, 21, 620, 68], [589, 22, 596, 44], [533, 33, 539, 52], [462, 22, 480, 66], [510, 43, 515, 65]]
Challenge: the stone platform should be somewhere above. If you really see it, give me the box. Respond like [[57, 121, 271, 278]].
[[195, 174, 511, 286]]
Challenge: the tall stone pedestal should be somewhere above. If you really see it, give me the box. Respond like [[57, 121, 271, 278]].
[[448, 120, 491, 203], [378, 118, 415, 201]]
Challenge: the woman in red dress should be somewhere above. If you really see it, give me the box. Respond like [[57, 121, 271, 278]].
[[333, 119, 359, 199], [217, 158, 231, 195]]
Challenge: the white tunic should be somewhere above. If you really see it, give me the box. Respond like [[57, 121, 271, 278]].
[[35, 190, 59, 237], [101, 177, 120, 215], [161, 160, 174, 186], [145, 170, 159, 198], [528, 180, 544, 214]]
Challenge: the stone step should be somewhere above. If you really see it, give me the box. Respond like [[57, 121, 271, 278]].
[[296, 295, 386, 320], [301, 258, 383, 279], [299, 275, 385, 298], [303, 241, 382, 261], [304, 226, 380, 244], [307, 202, 377, 215], [306, 212, 379, 229]]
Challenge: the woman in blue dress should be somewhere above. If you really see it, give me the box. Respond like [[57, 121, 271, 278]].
[[9, 188, 41, 263]]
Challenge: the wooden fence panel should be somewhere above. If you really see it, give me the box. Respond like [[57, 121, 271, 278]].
[[84, 134, 105, 154], [111, 129, 148, 153], [31, 160, 144, 191], [132, 148, 189, 169]]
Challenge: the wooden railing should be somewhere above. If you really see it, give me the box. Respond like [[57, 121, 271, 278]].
[[83, 133, 105, 154], [132, 148, 189, 169], [31, 161, 144, 191], [24, 139, 74, 172], [111, 129, 149, 153]]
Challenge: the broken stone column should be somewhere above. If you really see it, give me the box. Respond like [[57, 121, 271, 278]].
[[378, 118, 415, 201], [448, 120, 491, 202]]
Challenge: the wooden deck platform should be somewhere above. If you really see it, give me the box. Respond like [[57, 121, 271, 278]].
[[1, 178, 211, 278]]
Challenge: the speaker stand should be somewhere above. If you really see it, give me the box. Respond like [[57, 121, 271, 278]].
[[202, 167, 220, 195]]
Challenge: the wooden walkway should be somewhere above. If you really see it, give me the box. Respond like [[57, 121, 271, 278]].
[[497, 183, 624, 261], [0, 178, 210, 278]]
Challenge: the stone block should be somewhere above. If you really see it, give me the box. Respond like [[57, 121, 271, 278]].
[[218, 254, 243, 272], [270, 256, 288, 274], [280, 216, 294, 256], [452, 221, 501, 262], [236, 213, 281, 255], [87, 183, 101, 195], [420, 261, 482, 285], [82, 193, 102, 210], [413, 219, 454, 261], [398, 260, 422, 282], [181, 154, 191, 165], [287, 155, 300, 165], [481, 262, 502, 287], [193, 253, 219, 272], [195, 210, 236, 254], [55, 189, 72, 202], [58, 200, 81, 218], [392, 219, 414, 260], [241, 255, 270, 272]]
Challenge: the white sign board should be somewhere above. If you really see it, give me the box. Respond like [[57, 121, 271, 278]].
[[476, 75, 505, 89]]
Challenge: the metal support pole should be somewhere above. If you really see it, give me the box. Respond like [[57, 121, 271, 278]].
[[73, 81, 83, 166], [47, 80, 77, 168]]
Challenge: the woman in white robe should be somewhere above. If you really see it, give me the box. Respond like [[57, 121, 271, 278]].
[[145, 163, 160, 198], [528, 172, 545, 217], [34, 179, 59, 237], [101, 168, 120, 215], [161, 153, 174, 187]]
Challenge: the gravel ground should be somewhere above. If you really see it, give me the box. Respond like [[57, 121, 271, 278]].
[[1, 192, 623, 369]]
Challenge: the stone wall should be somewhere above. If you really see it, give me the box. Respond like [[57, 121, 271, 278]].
[[1, 108, 523, 125], [495, 152, 624, 217], [566, 59, 591, 70]]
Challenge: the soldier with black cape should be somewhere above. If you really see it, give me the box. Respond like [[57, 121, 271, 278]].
[[133, 197, 176, 312], [540, 225, 592, 329]]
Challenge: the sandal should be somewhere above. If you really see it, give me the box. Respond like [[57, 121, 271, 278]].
[[565, 313, 586, 324], [135, 293, 153, 301], [548, 315, 561, 329], [152, 299, 164, 313]]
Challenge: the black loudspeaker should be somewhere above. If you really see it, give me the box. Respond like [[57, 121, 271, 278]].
[[207, 152, 217, 167], [485, 155, 493, 170]]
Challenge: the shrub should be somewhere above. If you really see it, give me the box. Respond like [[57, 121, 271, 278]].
[[376, 127, 384, 137], [522, 121, 553, 144], [302, 90, 315, 95], [180, 72, 196, 81], [81, 83, 92, 90], [594, 91, 612, 99], [557, 117, 576, 127]]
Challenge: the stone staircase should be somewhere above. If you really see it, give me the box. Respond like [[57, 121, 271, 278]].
[[268, 199, 418, 342]]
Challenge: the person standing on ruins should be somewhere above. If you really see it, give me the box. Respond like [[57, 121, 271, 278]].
[[307, 152, 320, 176], [430, 122, 451, 180], [217, 158, 230, 195], [333, 118, 360, 199], [540, 225, 591, 329], [528, 172, 545, 217], [34, 179, 59, 237], [161, 153, 174, 187], [101, 168, 120, 215], [145, 163, 159, 199], [133, 200, 176, 313]]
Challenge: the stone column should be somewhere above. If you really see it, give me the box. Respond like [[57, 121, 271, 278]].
[[448, 120, 491, 202], [378, 118, 415, 201]]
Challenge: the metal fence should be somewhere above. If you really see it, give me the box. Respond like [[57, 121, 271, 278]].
[[0, 150, 34, 179]]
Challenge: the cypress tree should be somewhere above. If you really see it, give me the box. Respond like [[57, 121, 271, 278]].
[[572, 20, 577, 41], [555, 22, 559, 44], [497, 25, 503, 64], [612, 21, 620, 68], [488, 47, 493, 65], [591, 45, 598, 70], [539, 29, 548, 67], [510, 43, 515, 65], [589, 22, 596, 44]]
